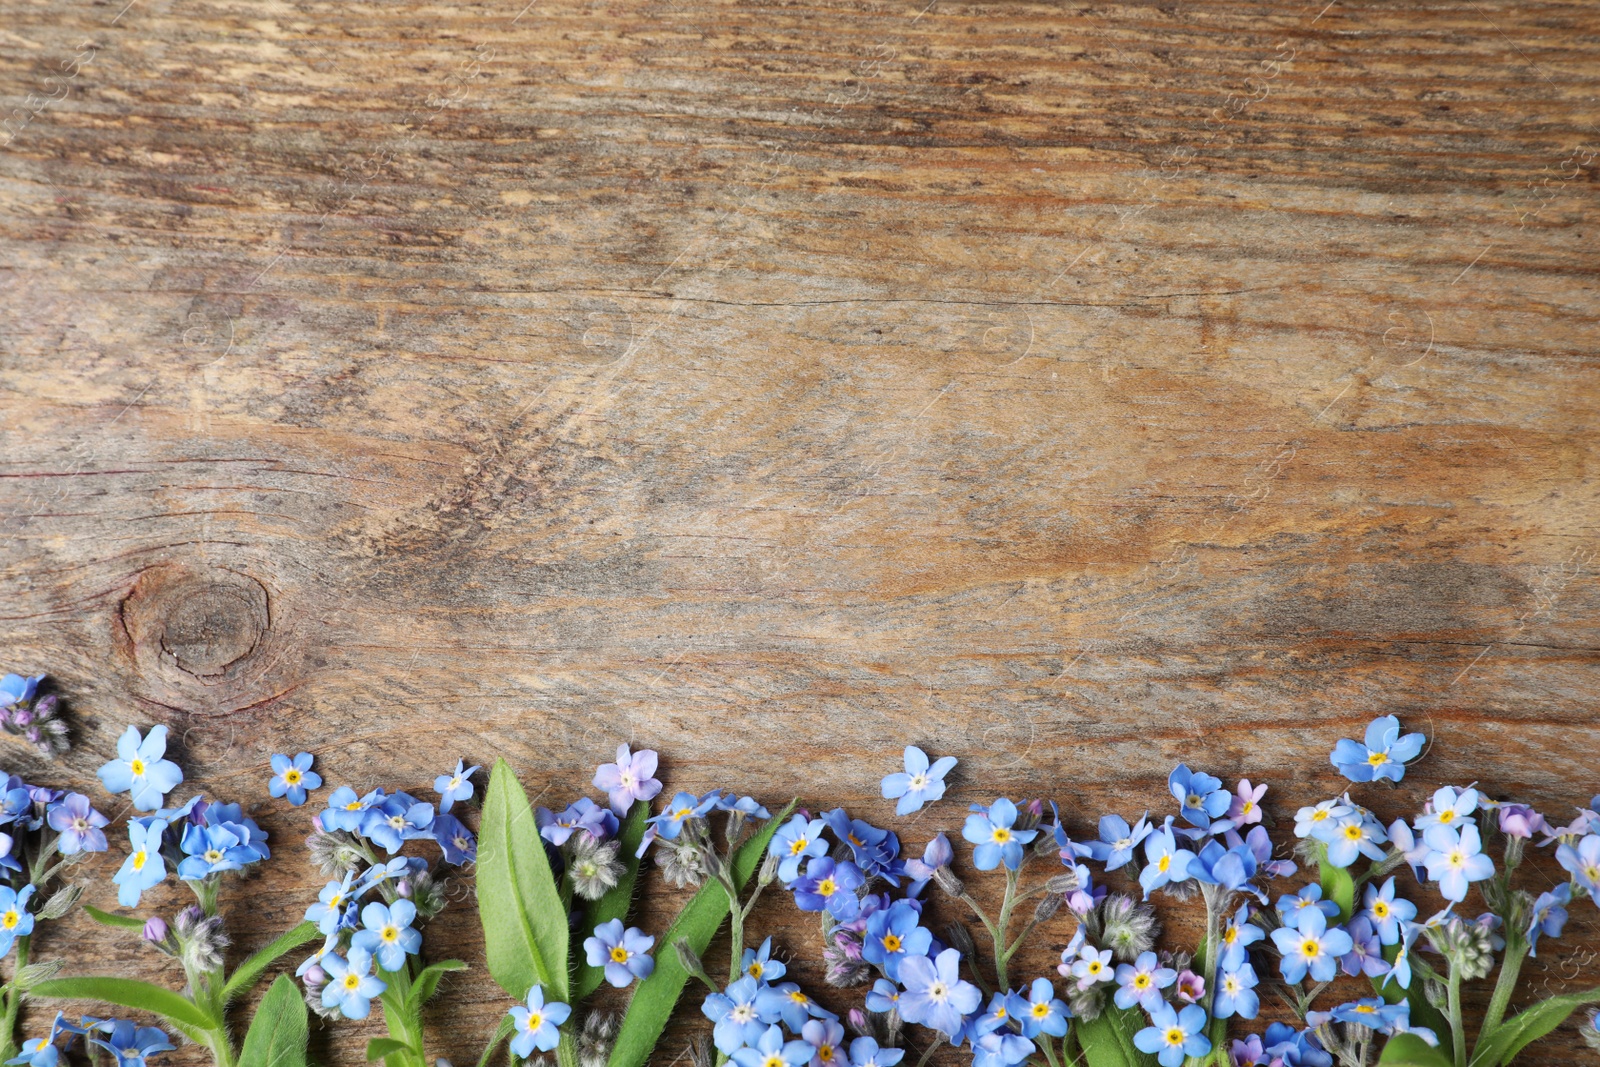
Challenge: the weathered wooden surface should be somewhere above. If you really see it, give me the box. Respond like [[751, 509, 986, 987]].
[[2, 0, 1599, 1061]]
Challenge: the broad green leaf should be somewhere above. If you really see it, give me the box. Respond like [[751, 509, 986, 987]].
[[239, 975, 309, 1067], [575, 802, 650, 1001], [1377, 1033, 1453, 1066], [1319, 859, 1355, 921], [224, 922, 323, 1001], [32, 976, 217, 1031], [1076, 1006, 1152, 1067], [1471, 985, 1600, 1067], [476, 1015, 515, 1067], [608, 802, 794, 1067], [367, 1039, 412, 1063], [83, 905, 145, 930], [479, 760, 570, 1002], [410, 959, 469, 1008]]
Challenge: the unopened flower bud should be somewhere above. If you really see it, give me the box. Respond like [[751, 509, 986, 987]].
[[1424, 978, 1447, 1011], [1034, 893, 1064, 923], [304, 964, 326, 986], [143, 917, 168, 943], [932, 866, 965, 898], [1045, 872, 1080, 895], [943, 923, 976, 958], [847, 1010, 869, 1036], [687, 1036, 714, 1067], [758, 851, 780, 887], [675, 938, 715, 989]]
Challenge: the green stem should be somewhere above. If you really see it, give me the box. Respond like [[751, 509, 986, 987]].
[[994, 869, 1019, 989], [1447, 961, 1466, 1067], [380, 962, 428, 1067], [720, 876, 745, 985], [1039, 1034, 1061, 1067], [0, 935, 30, 1061], [1473, 938, 1528, 1061]]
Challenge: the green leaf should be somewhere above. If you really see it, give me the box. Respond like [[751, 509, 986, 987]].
[[1470, 985, 1600, 1067], [1319, 859, 1355, 921], [83, 905, 146, 930], [476, 1015, 515, 1067], [479, 760, 571, 1003], [411, 959, 469, 1008], [607, 801, 795, 1067], [574, 802, 650, 1001], [1076, 1005, 1153, 1067], [224, 922, 323, 1001], [367, 1039, 412, 1063], [239, 975, 309, 1067], [1378, 1033, 1454, 1066], [31, 976, 217, 1031]]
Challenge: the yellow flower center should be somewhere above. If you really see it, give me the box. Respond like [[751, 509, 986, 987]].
[[1344, 824, 1364, 840], [1438, 810, 1455, 823], [1241, 801, 1254, 814], [204, 849, 224, 864], [1373, 901, 1389, 918], [130, 758, 147, 776], [819, 1047, 834, 1062], [1164, 1028, 1185, 1047], [816, 877, 837, 897], [610, 946, 630, 963], [882, 934, 902, 953], [790, 991, 809, 1005], [1086, 962, 1102, 976], [1032, 1003, 1049, 1018], [1311, 810, 1329, 822], [1134, 974, 1151, 989], [132, 850, 147, 871], [789, 837, 810, 856], [1186, 794, 1202, 809], [1, 912, 16, 930], [343, 974, 360, 990], [1367, 751, 1387, 766], [763, 1058, 785, 1067], [382, 926, 399, 943], [346, 801, 363, 811], [1158, 855, 1171, 873], [748, 962, 764, 979], [285, 769, 302, 785], [991, 827, 1011, 843], [1302, 939, 1319, 957], [526, 1012, 543, 1032]]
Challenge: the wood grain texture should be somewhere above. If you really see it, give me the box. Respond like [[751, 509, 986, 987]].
[[1, 0, 1598, 1061]]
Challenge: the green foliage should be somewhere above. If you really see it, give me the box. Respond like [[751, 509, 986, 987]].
[[411, 960, 469, 1008], [1076, 1006, 1154, 1067], [606, 801, 793, 1067], [31, 975, 217, 1031], [1469, 985, 1600, 1067], [478, 760, 571, 1003], [82, 905, 145, 930], [476, 1015, 515, 1067], [1319, 859, 1355, 922], [1377, 1033, 1454, 1066], [238, 975, 309, 1067], [223, 922, 322, 1001], [367, 1039, 413, 1063]]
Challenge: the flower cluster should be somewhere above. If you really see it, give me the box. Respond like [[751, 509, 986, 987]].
[[7, 1013, 173, 1067], [312, 770, 476, 870], [111, 794, 270, 908], [0, 675, 69, 759], [700, 939, 863, 1067]]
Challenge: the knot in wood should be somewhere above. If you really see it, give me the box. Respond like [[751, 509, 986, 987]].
[[115, 563, 272, 690]]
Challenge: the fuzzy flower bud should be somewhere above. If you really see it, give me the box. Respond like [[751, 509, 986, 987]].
[[568, 836, 624, 902], [1068, 987, 1103, 1022], [1582, 1010, 1600, 1053], [932, 866, 965, 899], [687, 1036, 714, 1067], [578, 1011, 619, 1067], [1044, 872, 1080, 895], [658, 838, 707, 888], [1440, 917, 1496, 982], [847, 1010, 870, 1037], [823, 941, 873, 987], [142, 916, 172, 954], [943, 923, 976, 959], [175, 907, 229, 972], [1033, 893, 1064, 923], [1101, 894, 1160, 962]]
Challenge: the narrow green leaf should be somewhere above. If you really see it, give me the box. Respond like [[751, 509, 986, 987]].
[[239, 975, 310, 1067], [1318, 859, 1355, 922], [83, 905, 146, 930], [476, 1015, 515, 1067], [31, 976, 217, 1031], [366, 1039, 412, 1063], [575, 802, 650, 1001], [1470, 985, 1600, 1067], [479, 760, 570, 1002], [411, 959, 469, 1008], [1076, 1005, 1151, 1067], [607, 802, 794, 1067], [1377, 1033, 1454, 1066], [224, 922, 323, 1001]]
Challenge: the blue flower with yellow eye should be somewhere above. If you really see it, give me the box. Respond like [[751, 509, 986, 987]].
[[0, 886, 33, 956], [962, 799, 1037, 871], [880, 746, 957, 816], [112, 820, 166, 907], [769, 814, 829, 883], [1168, 765, 1230, 830], [268, 753, 321, 806], [96, 726, 184, 813], [793, 857, 864, 920], [1331, 715, 1425, 783]]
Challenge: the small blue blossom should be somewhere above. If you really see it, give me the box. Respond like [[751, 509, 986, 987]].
[[1113, 952, 1176, 1011], [1014, 977, 1069, 1038], [362, 794, 435, 855], [268, 753, 321, 806], [846, 1037, 904, 1067], [864, 979, 901, 1015], [1414, 787, 1479, 833], [730, 1024, 812, 1067], [793, 857, 864, 921], [583, 919, 656, 988], [880, 746, 957, 816], [432, 814, 477, 865], [647, 791, 717, 844], [1339, 917, 1388, 979], [741, 936, 787, 984], [861, 899, 931, 981], [1421, 824, 1495, 902], [508, 985, 569, 1057], [702, 976, 783, 1054], [0, 885, 34, 956], [1361, 877, 1417, 945], [88, 1021, 175, 1067], [1168, 765, 1230, 830], [1137, 821, 1196, 898], [1384, 924, 1422, 990], [1321, 812, 1389, 868], [47, 793, 108, 855], [801, 1018, 847, 1067], [112, 820, 167, 908], [0, 676, 43, 708], [176, 822, 251, 880], [1085, 813, 1151, 871], [903, 833, 952, 896], [321, 946, 388, 1019], [431, 759, 480, 814], [1214, 961, 1259, 1020], [1276, 884, 1340, 930], [592, 745, 660, 815], [824, 810, 903, 884], [5, 1036, 58, 1067], [1133, 1003, 1211, 1067], [1218, 902, 1264, 968], [769, 815, 830, 883], [962, 799, 1037, 871], [971, 1027, 1035, 1067], [1067, 944, 1115, 991], [96, 726, 184, 812], [1330, 715, 1425, 783], [322, 787, 381, 833], [1270, 909, 1351, 984], [1556, 833, 1600, 896], [1527, 883, 1571, 956], [1293, 799, 1353, 840], [352, 900, 421, 973], [896, 949, 981, 1038], [305, 873, 358, 935], [769, 983, 834, 1032]]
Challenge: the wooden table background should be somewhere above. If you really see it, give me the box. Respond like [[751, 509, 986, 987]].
[[2, 0, 1598, 1062]]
